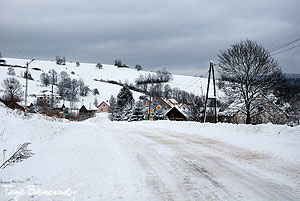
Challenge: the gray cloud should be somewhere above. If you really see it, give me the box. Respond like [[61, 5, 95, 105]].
[[0, 0, 299, 75]]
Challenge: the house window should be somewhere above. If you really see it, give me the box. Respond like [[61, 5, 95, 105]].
[[103, 104, 105, 106]]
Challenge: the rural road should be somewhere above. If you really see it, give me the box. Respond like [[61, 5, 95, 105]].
[[92, 119, 300, 201]]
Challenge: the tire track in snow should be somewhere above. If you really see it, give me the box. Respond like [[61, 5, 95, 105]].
[[94, 122, 300, 200], [136, 128, 300, 201]]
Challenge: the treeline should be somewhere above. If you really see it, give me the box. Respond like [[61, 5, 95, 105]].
[[135, 68, 173, 85]]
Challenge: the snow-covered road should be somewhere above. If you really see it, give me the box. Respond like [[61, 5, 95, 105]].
[[91, 118, 300, 201], [1, 110, 300, 201]]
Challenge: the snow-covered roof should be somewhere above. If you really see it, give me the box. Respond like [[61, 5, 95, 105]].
[[99, 100, 110, 107], [82, 103, 98, 111], [160, 98, 174, 108], [168, 98, 178, 104], [36, 91, 61, 97]]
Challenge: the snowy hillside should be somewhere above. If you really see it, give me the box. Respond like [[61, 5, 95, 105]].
[[0, 104, 300, 200], [0, 58, 218, 109]]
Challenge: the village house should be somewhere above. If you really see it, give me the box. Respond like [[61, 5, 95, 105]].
[[79, 105, 97, 114], [36, 91, 61, 108], [155, 97, 189, 121], [220, 94, 289, 124], [78, 104, 97, 120], [156, 97, 175, 110], [138, 95, 150, 107], [97, 101, 110, 112], [165, 106, 188, 121]]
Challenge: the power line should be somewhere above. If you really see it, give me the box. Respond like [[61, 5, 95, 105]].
[[271, 43, 300, 56], [182, 70, 209, 91], [0, 28, 26, 59], [269, 37, 300, 53]]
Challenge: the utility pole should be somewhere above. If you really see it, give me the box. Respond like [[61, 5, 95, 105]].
[[203, 61, 218, 123], [148, 81, 154, 120], [24, 59, 34, 116]]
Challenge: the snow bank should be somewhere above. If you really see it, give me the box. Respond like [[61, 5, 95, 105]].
[[0, 106, 156, 201], [126, 120, 300, 163]]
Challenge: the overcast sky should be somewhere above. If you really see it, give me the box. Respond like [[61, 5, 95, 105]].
[[0, 0, 299, 75]]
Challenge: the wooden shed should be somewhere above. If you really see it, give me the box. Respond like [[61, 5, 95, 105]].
[[165, 106, 187, 121]]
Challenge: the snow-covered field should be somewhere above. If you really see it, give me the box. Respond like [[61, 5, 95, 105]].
[[0, 105, 299, 201], [0, 58, 219, 110]]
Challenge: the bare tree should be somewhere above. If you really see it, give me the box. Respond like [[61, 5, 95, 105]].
[[7, 67, 16, 76], [2, 77, 23, 102], [78, 78, 89, 96], [188, 96, 204, 122], [40, 73, 50, 86], [96, 63, 103, 69], [108, 95, 117, 120], [57, 71, 71, 102], [68, 79, 79, 105], [135, 64, 142, 71], [114, 59, 122, 67], [48, 69, 58, 107], [218, 39, 283, 124]]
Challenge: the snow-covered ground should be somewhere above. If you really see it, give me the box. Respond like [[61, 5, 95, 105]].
[[0, 105, 299, 201], [0, 58, 219, 110]]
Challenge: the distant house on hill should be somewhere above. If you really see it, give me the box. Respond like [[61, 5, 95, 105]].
[[97, 101, 110, 113], [36, 91, 61, 108]]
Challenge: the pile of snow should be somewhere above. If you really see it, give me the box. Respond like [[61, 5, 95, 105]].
[[0, 106, 156, 201]]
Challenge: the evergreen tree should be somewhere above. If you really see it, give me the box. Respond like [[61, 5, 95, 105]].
[[129, 101, 145, 121], [117, 85, 133, 110], [111, 85, 134, 121], [122, 100, 134, 121]]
